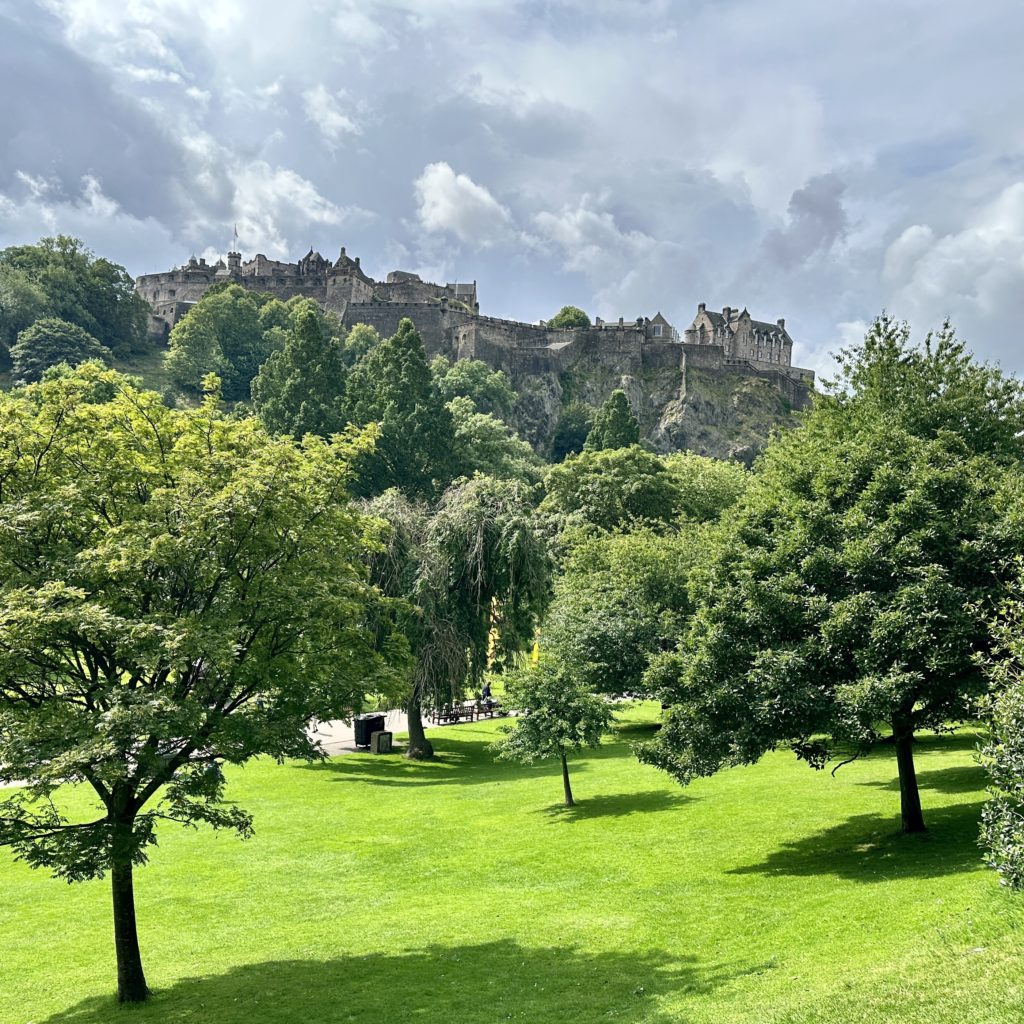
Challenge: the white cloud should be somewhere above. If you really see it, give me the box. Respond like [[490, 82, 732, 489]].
[[302, 85, 361, 145], [882, 183, 1024, 360], [414, 162, 513, 246], [230, 162, 373, 257]]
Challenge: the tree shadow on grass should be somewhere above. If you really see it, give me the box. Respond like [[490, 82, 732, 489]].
[[535, 788, 693, 821], [858, 765, 987, 795], [728, 799, 986, 882], [41, 939, 744, 1024]]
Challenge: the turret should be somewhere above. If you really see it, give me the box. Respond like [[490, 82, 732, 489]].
[[227, 251, 241, 274]]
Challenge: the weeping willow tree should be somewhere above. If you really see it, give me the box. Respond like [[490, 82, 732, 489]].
[[365, 477, 551, 759]]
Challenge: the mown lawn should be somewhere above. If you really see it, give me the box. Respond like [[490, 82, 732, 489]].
[[2, 705, 1022, 1023]]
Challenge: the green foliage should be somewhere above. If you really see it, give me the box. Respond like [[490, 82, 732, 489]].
[[0, 364, 385, 991], [662, 451, 750, 521], [342, 322, 381, 367], [165, 285, 281, 400], [10, 317, 111, 382], [364, 478, 550, 756], [0, 236, 147, 355], [431, 356, 516, 416], [584, 389, 640, 451], [251, 305, 347, 438], [344, 318, 457, 500], [981, 571, 1024, 889], [549, 400, 595, 461], [547, 305, 590, 329], [493, 659, 613, 804], [448, 397, 543, 483], [543, 528, 705, 696], [640, 316, 1024, 831], [541, 444, 681, 533]]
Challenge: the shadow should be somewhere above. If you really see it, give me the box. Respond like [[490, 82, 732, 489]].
[[728, 799, 986, 882], [536, 789, 693, 821], [41, 939, 745, 1024], [859, 765, 986, 795]]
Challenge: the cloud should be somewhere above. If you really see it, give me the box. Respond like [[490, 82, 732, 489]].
[[302, 85, 362, 145], [414, 163, 514, 246], [879, 183, 1024, 362], [763, 174, 848, 269]]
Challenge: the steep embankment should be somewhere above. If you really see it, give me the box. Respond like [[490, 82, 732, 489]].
[[512, 359, 802, 463]]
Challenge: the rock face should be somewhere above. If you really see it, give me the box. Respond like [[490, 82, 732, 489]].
[[509, 358, 802, 463]]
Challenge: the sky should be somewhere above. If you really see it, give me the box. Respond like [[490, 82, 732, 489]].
[[2, 0, 1024, 378]]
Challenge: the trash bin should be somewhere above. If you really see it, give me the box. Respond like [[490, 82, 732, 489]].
[[354, 713, 386, 748]]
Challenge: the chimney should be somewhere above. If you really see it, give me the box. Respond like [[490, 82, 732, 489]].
[[777, 318, 785, 329], [722, 306, 731, 318], [698, 302, 705, 313], [340, 246, 346, 257], [354, 256, 360, 267]]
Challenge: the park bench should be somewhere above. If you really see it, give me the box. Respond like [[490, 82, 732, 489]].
[[432, 703, 477, 725]]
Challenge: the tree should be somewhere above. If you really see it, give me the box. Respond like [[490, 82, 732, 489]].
[[980, 577, 1024, 888], [448, 396, 543, 483], [584, 389, 640, 451], [0, 236, 147, 354], [549, 400, 595, 462], [541, 445, 682, 533], [662, 452, 749, 522], [431, 356, 516, 417], [494, 659, 614, 807], [640, 318, 1024, 833], [10, 317, 112, 382], [165, 285, 279, 400], [251, 303, 347, 438], [543, 528, 706, 697], [0, 365, 383, 1002], [548, 305, 591, 330], [344, 318, 458, 500], [366, 477, 551, 759], [0, 264, 48, 355]]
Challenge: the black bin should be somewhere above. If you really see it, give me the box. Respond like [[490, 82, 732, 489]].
[[354, 713, 386, 748]]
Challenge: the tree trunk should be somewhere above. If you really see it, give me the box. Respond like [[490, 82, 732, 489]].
[[111, 857, 149, 1003], [561, 752, 575, 808], [893, 719, 926, 834], [405, 691, 434, 760]]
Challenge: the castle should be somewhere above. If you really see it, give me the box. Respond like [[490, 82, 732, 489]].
[[136, 246, 815, 416]]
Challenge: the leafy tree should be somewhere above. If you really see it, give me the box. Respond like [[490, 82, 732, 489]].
[[585, 389, 641, 451], [541, 445, 681, 533], [663, 451, 750, 522], [342, 323, 381, 367], [0, 264, 48, 355], [165, 285, 279, 400], [549, 400, 595, 462], [10, 317, 111, 382], [548, 305, 591, 330], [251, 304, 347, 438], [431, 356, 516, 417], [0, 365, 383, 1002], [448, 396, 543, 483], [345, 318, 458, 500], [980, 577, 1024, 889], [366, 477, 551, 759], [543, 528, 706, 697], [494, 659, 614, 806], [0, 236, 147, 354], [640, 318, 1024, 833]]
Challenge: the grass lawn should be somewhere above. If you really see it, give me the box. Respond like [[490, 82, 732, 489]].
[[2, 704, 1022, 1023]]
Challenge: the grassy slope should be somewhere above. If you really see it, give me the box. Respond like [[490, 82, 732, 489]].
[[2, 706, 1021, 1024]]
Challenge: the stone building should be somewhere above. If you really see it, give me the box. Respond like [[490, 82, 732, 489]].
[[135, 245, 815, 426]]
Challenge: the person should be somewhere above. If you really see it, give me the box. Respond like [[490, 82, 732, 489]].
[[481, 681, 492, 700]]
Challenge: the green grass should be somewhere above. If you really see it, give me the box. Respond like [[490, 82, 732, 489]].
[[2, 705, 1022, 1023]]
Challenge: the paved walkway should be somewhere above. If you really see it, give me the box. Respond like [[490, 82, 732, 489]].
[[308, 709, 416, 756]]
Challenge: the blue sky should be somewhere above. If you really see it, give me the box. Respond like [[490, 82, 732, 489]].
[[2, 0, 1024, 377]]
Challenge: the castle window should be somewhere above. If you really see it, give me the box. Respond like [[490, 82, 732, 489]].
[[652, 324, 663, 338], [168, 289, 176, 297]]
